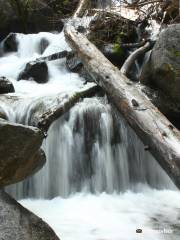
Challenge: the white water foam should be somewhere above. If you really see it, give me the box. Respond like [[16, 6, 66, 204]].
[[0, 31, 88, 98], [20, 187, 180, 240]]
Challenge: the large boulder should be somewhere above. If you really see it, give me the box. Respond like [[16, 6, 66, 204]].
[[18, 61, 48, 84], [0, 77, 15, 94], [0, 190, 59, 240], [0, 119, 45, 187], [140, 24, 180, 104], [141, 85, 180, 129]]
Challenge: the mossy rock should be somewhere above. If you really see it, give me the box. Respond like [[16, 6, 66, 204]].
[[140, 24, 180, 104]]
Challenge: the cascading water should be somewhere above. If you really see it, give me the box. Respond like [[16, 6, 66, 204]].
[[1, 28, 180, 240], [7, 97, 174, 199]]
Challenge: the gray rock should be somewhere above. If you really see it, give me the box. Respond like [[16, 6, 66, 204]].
[[0, 76, 15, 94], [141, 85, 180, 129], [0, 119, 46, 187], [0, 190, 59, 240], [3, 33, 18, 52], [140, 24, 180, 103], [18, 61, 48, 84], [66, 52, 93, 82]]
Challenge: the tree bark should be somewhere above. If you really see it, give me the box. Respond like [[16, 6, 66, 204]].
[[73, 0, 90, 18], [65, 24, 180, 189], [120, 41, 152, 76], [37, 85, 100, 132], [35, 50, 69, 62]]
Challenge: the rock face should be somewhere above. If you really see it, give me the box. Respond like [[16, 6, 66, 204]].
[[140, 24, 180, 104], [0, 119, 45, 186], [141, 85, 180, 129], [3, 33, 18, 52], [0, 190, 59, 240], [0, 77, 15, 94], [18, 61, 48, 84]]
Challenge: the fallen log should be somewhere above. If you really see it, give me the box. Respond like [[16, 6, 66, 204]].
[[121, 40, 147, 49], [120, 41, 153, 76], [65, 25, 180, 189], [36, 85, 100, 132], [73, 0, 90, 18], [35, 50, 69, 62]]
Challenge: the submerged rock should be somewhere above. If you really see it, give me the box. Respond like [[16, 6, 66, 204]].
[[66, 52, 93, 82], [0, 190, 59, 240], [140, 24, 180, 104], [0, 77, 15, 94], [0, 119, 45, 186], [0, 106, 7, 120], [39, 38, 49, 54], [2, 33, 18, 52], [18, 61, 48, 84]]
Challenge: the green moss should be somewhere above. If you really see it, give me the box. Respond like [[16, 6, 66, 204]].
[[113, 42, 124, 56], [162, 63, 174, 72], [170, 48, 180, 57], [175, 51, 180, 57]]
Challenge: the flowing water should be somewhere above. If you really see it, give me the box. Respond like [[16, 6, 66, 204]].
[[1, 29, 180, 240]]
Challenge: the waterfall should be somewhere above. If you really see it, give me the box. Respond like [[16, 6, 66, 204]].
[[1, 29, 180, 240], [6, 96, 174, 199]]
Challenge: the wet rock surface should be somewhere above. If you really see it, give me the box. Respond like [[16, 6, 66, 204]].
[[0, 189, 59, 240], [0, 119, 45, 187], [2, 33, 18, 52], [66, 52, 93, 82], [18, 61, 48, 84], [141, 85, 180, 129], [0, 77, 15, 94], [140, 24, 180, 104]]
